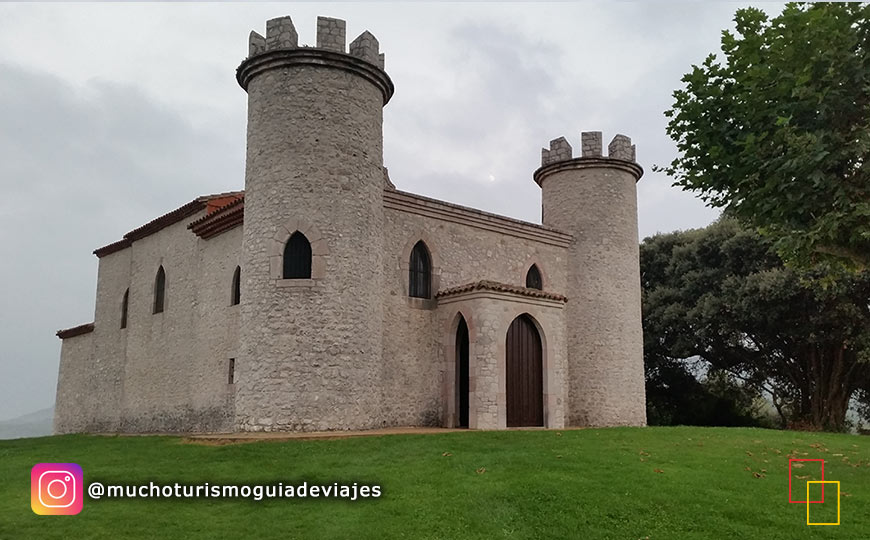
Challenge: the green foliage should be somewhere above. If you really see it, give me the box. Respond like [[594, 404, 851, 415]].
[[641, 219, 870, 431], [660, 3, 870, 268], [3, 429, 870, 539], [645, 359, 768, 428]]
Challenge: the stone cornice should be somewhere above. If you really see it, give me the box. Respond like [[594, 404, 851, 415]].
[[436, 280, 567, 308], [533, 157, 644, 187], [57, 322, 95, 340], [236, 49, 395, 105], [384, 189, 572, 248]]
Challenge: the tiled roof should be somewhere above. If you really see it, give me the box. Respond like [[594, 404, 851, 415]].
[[92, 181, 573, 256], [92, 238, 132, 257], [188, 195, 245, 239], [205, 194, 243, 215], [435, 280, 567, 302], [56, 322, 95, 340], [93, 191, 243, 258]]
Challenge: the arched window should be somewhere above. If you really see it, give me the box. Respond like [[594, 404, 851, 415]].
[[231, 266, 241, 305], [283, 232, 311, 279], [120, 288, 129, 329], [526, 264, 543, 290], [153, 266, 166, 314], [409, 241, 431, 299]]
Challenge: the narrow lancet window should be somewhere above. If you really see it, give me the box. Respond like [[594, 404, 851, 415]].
[[231, 266, 241, 305], [153, 266, 166, 314], [526, 264, 543, 290], [121, 288, 129, 329], [283, 232, 312, 279], [409, 241, 431, 299]]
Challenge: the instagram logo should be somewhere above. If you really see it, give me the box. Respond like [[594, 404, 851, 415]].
[[31, 463, 83, 515]]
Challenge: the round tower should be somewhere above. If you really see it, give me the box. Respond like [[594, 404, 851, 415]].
[[234, 15, 393, 431], [534, 132, 646, 427]]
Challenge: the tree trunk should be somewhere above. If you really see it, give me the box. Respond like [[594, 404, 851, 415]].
[[791, 345, 854, 431]]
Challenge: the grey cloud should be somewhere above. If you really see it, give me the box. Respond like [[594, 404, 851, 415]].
[[383, 20, 568, 222], [0, 63, 243, 420], [0, 4, 753, 422]]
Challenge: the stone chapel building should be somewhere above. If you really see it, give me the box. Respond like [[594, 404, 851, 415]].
[[54, 15, 647, 434]]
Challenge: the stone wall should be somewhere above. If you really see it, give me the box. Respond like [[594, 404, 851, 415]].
[[54, 246, 131, 433], [55, 213, 241, 434], [121, 213, 203, 431], [435, 290, 567, 429], [54, 332, 98, 433], [55, 16, 647, 434], [188, 225, 240, 431], [121, 215, 238, 431], [381, 192, 570, 428], [56, 183, 572, 434]]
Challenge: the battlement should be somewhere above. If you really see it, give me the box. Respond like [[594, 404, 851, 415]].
[[540, 131, 637, 167], [247, 16, 385, 69]]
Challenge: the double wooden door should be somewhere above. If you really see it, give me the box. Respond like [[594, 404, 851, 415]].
[[506, 315, 543, 427]]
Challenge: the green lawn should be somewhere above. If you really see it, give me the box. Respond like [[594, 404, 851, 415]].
[[1, 427, 867, 539]]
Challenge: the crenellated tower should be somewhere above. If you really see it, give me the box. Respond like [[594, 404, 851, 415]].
[[534, 131, 647, 427], [235, 15, 393, 431]]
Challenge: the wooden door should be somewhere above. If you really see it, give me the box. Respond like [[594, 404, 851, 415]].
[[506, 314, 543, 427]]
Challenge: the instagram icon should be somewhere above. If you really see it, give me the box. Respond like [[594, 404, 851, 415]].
[[31, 463, 83, 515]]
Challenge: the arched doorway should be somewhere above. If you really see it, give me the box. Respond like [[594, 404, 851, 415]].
[[505, 314, 543, 427], [456, 316, 470, 428]]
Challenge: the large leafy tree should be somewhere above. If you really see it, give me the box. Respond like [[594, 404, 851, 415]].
[[641, 220, 870, 431], [660, 3, 870, 268]]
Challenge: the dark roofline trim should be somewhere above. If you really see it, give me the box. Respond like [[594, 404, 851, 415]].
[[93, 238, 132, 258], [57, 322, 95, 340], [93, 199, 205, 258], [387, 189, 570, 237], [125, 200, 206, 243], [93, 191, 244, 258]]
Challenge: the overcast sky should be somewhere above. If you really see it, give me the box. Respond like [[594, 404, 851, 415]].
[[0, 2, 784, 421]]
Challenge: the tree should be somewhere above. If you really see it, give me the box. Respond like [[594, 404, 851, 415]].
[[659, 3, 870, 269], [641, 220, 870, 431], [645, 355, 769, 428]]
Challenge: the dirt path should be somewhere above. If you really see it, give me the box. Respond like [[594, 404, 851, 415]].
[[93, 426, 566, 445], [184, 426, 469, 445]]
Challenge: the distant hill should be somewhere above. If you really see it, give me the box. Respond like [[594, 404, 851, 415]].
[[0, 407, 53, 439]]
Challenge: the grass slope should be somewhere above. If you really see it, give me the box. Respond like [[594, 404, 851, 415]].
[[1, 427, 867, 539]]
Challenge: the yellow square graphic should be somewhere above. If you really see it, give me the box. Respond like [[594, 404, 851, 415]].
[[806, 481, 840, 526]]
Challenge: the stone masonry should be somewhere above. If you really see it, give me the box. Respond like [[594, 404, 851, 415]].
[[535, 134, 647, 426], [53, 15, 647, 435]]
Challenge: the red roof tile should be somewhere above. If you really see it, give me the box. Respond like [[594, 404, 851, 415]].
[[206, 194, 244, 215], [435, 280, 567, 302], [188, 196, 245, 239]]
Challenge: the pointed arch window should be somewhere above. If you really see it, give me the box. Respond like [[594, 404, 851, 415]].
[[153, 266, 166, 314], [283, 232, 312, 279], [526, 264, 543, 290], [120, 288, 129, 329], [409, 241, 431, 299], [231, 266, 241, 305]]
